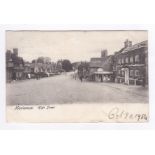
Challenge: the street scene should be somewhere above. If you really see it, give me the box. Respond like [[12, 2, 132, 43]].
[[6, 30, 149, 105], [6, 72, 148, 105]]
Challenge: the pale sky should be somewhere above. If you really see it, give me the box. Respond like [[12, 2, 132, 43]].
[[6, 30, 148, 63]]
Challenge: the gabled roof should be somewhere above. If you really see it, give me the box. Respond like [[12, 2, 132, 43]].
[[89, 55, 113, 68], [90, 57, 106, 62]]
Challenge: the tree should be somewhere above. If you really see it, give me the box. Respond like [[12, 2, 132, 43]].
[[62, 59, 72, 72], [44, 57, 51, 64], [37, 57, 44, 63], [32, 59, 36, 63], [36, 57, 51, 64], [77, 62, 90, 79]]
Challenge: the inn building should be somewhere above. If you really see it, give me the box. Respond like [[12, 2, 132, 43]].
[[114, 39, 148, 85]]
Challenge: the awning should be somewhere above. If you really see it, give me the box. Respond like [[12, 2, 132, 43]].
[[93, 71, 113, 75]]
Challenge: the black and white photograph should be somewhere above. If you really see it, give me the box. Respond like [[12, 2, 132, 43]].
[[1, 1, 155, 155], [6, 30, 149, 122]]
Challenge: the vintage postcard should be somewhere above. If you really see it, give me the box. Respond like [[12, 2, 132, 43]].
[[6, 30, 149, 123]]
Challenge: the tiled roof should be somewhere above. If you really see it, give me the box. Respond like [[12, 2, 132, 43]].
[[122, 40, 148, 53], [89, 62, 103, 68], [89, 56, 113, 68]]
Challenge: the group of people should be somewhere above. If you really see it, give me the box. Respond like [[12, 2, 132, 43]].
[[72, 66, 89, 82]]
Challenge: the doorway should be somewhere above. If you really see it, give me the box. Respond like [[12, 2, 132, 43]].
[[124, 68, 129, 85]]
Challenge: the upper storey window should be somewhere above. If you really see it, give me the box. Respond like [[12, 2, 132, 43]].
[[135, 55, 140, 63]]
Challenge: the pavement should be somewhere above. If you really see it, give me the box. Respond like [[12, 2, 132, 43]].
[[6, 73, 149, 105]]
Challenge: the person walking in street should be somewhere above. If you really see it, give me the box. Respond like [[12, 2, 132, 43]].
[[79, 74, 83, 82]]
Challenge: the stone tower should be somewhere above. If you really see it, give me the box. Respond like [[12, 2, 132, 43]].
[[101, 49, 108, 58]]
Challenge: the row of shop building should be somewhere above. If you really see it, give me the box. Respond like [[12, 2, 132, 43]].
[[6, 49, 63, 82], [89, 39, 148, 86]]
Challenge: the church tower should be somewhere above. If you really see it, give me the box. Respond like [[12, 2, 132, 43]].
[[101, 49, 108, 58]]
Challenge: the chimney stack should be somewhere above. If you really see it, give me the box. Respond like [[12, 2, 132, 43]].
[[13, 48, 18, 57], [124, 39, 132, 48]]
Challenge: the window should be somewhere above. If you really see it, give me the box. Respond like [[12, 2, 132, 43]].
[[121, 58, 124, 64], [135, 70, 140, 76], [135, 55, 140, 63], [121, 70, 125, 76], [130, 56, 134, 63], [19, 64, 23, 67], [118, 58, 121, 64], [130, 70, 134, 77], [125, 57, 129, 63], [118, 70, 121, 75]]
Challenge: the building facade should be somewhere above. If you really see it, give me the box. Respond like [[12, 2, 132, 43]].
[[114, 40, 148, 86], [89, 50, 114, 73], [6, 48, 24, 82], [89, 50, 114, 82]]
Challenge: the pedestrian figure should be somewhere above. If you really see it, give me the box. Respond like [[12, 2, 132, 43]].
[[100, 74, 103, 82], [74, 69, 78, 80], [79, 75, 83, 82], [28, 73, 31, 79]]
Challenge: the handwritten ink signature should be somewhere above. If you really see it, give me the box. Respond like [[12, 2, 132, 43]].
[[108, 107, 148, 121]]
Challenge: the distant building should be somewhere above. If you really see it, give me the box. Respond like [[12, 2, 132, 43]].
[[6, 50, 14, 82], [114, 40, 148, 85], [89, 50, 114, 82], [30, 61, 57, 77], [89, 50, 114, 73], [23, 62, 32, 79], [6, 48, 24, 82]]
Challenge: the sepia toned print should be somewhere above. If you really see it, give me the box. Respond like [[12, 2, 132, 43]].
[[6, 30, 148, 123]]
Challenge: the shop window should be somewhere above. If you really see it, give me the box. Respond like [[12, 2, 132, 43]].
[[130, 56, 134, 63], [135, 55, 140, 63], [130, 70, 134, 77], [135, 70, 140, 76]]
